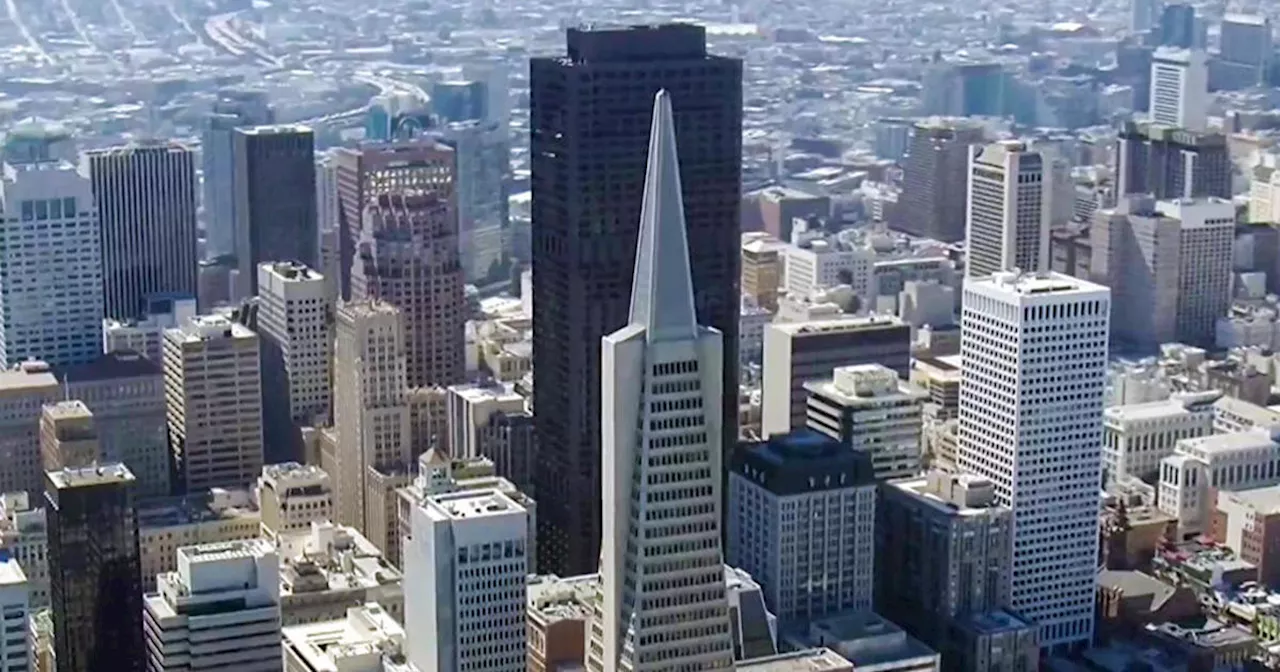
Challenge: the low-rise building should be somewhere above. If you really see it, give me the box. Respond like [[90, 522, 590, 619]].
[[282, 603, 405, 672], [1159, 429, 1280, 537], [0, 493, 48, 608], [1214, 484, 1280, 588], [258, 463, 334, 540], [805, 364, 927, 480], [278, 521, 403, 626], [136, 489, 261, 592], [526, 574, 595, 672], [1103, 392, 1218, 486]]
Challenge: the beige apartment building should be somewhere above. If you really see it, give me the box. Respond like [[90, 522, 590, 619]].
[[0, 362, 60, 495]]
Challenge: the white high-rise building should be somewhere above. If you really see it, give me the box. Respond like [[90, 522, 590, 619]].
[[588, 91, 735, 672], [0, 555, 28, 672], [403, 489, 528, 672], [258, 262, 332, 458], [0, 158, 102, 368], [142, 539, 281, 672], [965, 141, 1052, 278], [957, 271, 1110, 651], [1150, 48, 1209, 131]]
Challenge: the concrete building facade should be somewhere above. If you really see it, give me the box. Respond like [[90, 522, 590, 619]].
[[258, 262, 331, 463], [728, 432, 877, 622], [761, 316, 911, 437], [142, 539, 280, 672], [163, 315, 264, 492], [805, 364, 927, 481], [965, 141, 1051, 279], [958, 271, 1110, 651]]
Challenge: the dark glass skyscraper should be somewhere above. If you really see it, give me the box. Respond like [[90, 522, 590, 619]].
[[1159, 3, 1197, 48], [88, 141, 199, 320], [46, 463, 143, 672], [232, 125, 318, 298], [530, 23, 743, 575], [201, 89, 274, 259]]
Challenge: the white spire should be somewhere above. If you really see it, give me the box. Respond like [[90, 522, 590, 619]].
[[628, 89, 699, 343]]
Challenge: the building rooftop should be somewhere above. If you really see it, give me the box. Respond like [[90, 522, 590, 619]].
[[46, 462, 135, 489], [527, 573, 597, 624], [737, 649, 852, 672], [1098, 570, 1180, 613], [912, 355, 961, 379], [956, 609, 1032, 635], [1219, 483, 1280, 515], [806, 363, 924, 405], [261, 261, 324, 282], [429, 489, 524, 521], [0, 361, 59, 393], [168, 314, 256, 343], [42, 399, 92, 421], [278, 522, 402, 599], [449, 381, 523, 405], [283, 603, 406, 672], [238, 124, 312, 136], [768, 314, 906, 336], [52, 350, 161, 384], [972, 270, 1109, 299], [136, 489, 258, 528], [884, 472, 1005, 517], [806, 611, 938, 669], [1177, 429, 1278, 459], [1105, 392, 1219, 422], [733, 430, 876, 496], [0, 555, 26, 586], [262, 462, 329, 484]]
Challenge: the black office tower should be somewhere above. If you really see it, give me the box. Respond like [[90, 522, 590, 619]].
[[530, 24, 743, 575], [46, 463, 143, 672], [232, 125, 318, 298], [1159, 3, 1197, 48], [88, 142, 199, 320]]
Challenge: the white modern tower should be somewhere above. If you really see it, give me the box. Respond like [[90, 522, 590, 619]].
[[1150, 47, 1209, 131], [957, 271, 1110, 652], [588, 90, 736, 672], [965, 140, 1052, 278], [403, 488, 528, 672], [0, 159, 103, 368]]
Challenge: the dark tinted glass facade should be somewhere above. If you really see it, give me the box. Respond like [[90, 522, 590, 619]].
[[46, 467, 143, 672], [529, 24, 743, 574], [232, 126, 318, 298]]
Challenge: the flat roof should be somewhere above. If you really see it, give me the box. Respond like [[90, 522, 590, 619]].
[[969, 270, 1108, 299], [768, 314, 905, 336], [0, 557, 26, 586], [1220, 483, 1280, 514], [738, 648, 852, 672], [47, 462, 135, 489]]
